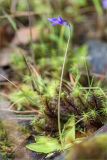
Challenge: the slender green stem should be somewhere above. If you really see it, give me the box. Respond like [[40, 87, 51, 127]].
[[58, 25, 71, 148], [84, 59, 90, 87], [92, 0, 103, 16], [84, 59, 95, 100]]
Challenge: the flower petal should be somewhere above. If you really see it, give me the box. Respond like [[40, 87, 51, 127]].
[[52, 23, 57, 26], [58, 16, 63, 23], [48, 18, 57, 23], [48, 16, 69, 27]]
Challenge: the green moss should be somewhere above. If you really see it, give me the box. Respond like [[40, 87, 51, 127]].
[[0, 121, 14, 159]]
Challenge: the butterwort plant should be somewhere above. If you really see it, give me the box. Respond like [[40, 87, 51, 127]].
[[48, 16, 72, 148]]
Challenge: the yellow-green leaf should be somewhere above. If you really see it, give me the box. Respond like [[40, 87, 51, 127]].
[[26, 136, 61, 154]]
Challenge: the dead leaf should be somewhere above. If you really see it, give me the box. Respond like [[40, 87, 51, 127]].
[[12, 26, 40, 45], [0, 48, 13, 67]]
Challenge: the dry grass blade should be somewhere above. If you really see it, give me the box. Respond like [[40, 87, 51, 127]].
[[26, 0, 35, 64]]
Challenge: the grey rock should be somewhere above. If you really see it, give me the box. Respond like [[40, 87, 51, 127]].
[[87, 40, 107, 75]]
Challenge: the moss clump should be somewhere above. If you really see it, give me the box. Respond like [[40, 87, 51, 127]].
[[0, 121, 14, 159]]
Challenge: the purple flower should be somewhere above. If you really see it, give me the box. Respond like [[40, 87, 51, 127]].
[[48, 16, 69, 26], [102, 0, 107, 9]]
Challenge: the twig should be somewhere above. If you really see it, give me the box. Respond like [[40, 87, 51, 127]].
[[0, 74, 18, 89], [7, 117, 34, 121], [0, 109, 42, 115], [0, 11, 38, 19]]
